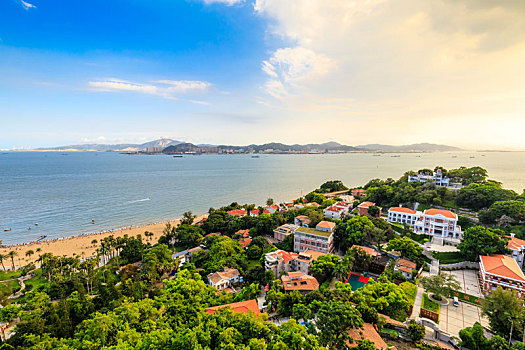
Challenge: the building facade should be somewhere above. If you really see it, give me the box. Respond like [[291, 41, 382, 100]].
[[479, 254, 525, 298], [323, 201, 352, 219], [294, 221, 334, 254], [207, 267, 242, 292], [273, 224, 299, 243], [407, 169, 463, 188], [506, 236, 525, 268], [387, 207, 463, 240], [357, 201, 382, 217]]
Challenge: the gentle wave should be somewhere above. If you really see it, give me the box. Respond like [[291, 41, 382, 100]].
[[126, 198, 151, 204]]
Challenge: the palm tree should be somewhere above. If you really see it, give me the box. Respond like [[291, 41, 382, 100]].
[[91, 239, 98, 247], [25, 249, 35, 261], [0, 254, 6, 271], [7, 251, 17, 270]]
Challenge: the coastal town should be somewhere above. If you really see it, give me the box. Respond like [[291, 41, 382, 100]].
[[1, 165, 525, 350]]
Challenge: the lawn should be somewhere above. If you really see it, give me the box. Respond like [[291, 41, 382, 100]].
[[399, 282, 417, 306], [24, 269, 47, 292], [246, 259, 262, 270], [422, 293, 440, 313], [432, 251, 465, 264], [0, 270, 20, 281]]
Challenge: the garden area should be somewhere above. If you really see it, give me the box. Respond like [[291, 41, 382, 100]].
[[422, 293, 440, 313], [431, 251, 465, 264]]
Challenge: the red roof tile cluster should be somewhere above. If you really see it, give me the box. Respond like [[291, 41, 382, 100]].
[[389, 207, 417, 214], [507, 236, 525, 250], [481, 254, 525, 281], [424, 208, 456, 219], [358, 201, 375, 208], [239, 237, 252, 248], [236, 229, 250, 238], [351, 245, 380, 257], [316, 221, 336, 230], [346, 323, 388, 349], [227, 209, 247, 216], [281, 272, 319, 292], [205, 299, 261, 316], [397, 258, 416, 269]]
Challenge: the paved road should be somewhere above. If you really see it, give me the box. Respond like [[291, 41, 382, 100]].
[[410, 286, 424, 319]]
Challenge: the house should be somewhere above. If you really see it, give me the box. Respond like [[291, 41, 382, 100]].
[[294, 225, 334, 254], [227, 209, 247, 217], [281, 271, 319, 294], [369, 255, 391, 275], [387, 207, 463, 240], [294, 215, 311, 227], [316, 221, 336, 233], [324, 190, 350, 199], [205, 299, 260, 316], [408, 169, 463, 188], [395, 259, 417, 279], [323, 201, 352, 219], [294, 249, 326, 274], [506, 235, 525, 268], [171, 246, 203, 266], [236, 229, 250, 238], [479, 254, 525, 298], [265, 205, 279, 214], [273, 224, 298, 243], [351, 189, 366, 197], [265, 250, 299, 277], [264, 248, 325, 278], [357, 201, 382, 217], [305, 202, 320, 208], [239, 237, 252, 249], [207, 267, 242, 292], [346, 323, 389, 349]]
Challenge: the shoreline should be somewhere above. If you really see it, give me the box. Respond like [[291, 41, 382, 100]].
[[0, 214, 208, 267]]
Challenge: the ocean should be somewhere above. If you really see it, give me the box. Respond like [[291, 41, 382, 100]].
[[1, 151, 525, 245]]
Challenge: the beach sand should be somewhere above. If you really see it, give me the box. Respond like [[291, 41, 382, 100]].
[[0, 215, 207, 267]]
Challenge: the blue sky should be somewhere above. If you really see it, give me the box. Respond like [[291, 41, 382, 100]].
[[1, 0, 525, 149]]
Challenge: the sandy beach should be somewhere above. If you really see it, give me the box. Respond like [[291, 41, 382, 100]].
[[0, 215, 207, 267]]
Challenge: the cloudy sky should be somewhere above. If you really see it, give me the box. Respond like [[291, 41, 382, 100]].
[[1, 0, 524, 149]]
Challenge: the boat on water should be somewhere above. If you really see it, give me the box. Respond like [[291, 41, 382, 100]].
[[452, 156, 457, 158], [35, 235, 47, 243], [173, 155, 183, 158], [92, 219, 96, 224], [251, 155, 260, 158], [28, 227, 32, 230], [3, 228, 11, 232], [391, 155, 401, 158]]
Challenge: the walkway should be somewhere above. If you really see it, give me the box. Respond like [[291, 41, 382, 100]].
[[410, 286, 424, 319], [8, 275, 31, 299]]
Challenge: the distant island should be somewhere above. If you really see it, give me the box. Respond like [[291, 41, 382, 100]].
[[29, 139, 463, 154]]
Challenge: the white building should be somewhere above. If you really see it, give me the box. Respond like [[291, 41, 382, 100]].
[[207, 267, 242, 292], [323, 201, 352, 219], [388, 207, 462, 240], [407, 169, 462, 188]]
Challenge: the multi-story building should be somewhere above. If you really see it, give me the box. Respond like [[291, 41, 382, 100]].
[[323, 201, 352, 219], [294, 221, 334, 253], [351, 189, 366, 197], [407, 169, 463, 188], [273, 224, 299, 243], [387, 207, 463, 240], [264, 248, 325, 278], [479, 255, 525, 298], [506, 235, 525, 268], [394, 259, 417, 280]]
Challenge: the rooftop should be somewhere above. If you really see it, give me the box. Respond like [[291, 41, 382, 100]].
[[397, 258, 417, 269], [351, 245, 380, 257], [358, 201, 376, 208], [389, 207, 417, 214], [207, 267, 240, 285], [346, 323, 388, 349], [205, 299, 260, 316], [507, 236, 525, 250], [316, 221, 336, 230], [480, 254, 525, 281], [296, 226, 333, 237], [424, 208, 457, 219], [281, 272, 319, 292]]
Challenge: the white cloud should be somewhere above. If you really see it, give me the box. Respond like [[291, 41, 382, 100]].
[[19, 0, 36, 10], [202, 0, 243, 6], [88, 78, 212, 100], [252, 0, 525, 147]]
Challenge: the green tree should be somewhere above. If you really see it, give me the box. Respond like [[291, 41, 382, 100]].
[[318, 180, 348, 193], [316, 300, 363, 348], [310, 254, 340, 283], [481, 287, 525, 340], [457, 226, 509, 261], [386, 237, 423, 261], [175, 224, 205, 248], [367, 205, 380, 217], [408, 320, 425, 343], [420, 272, 461, 300], [459, 322, 491, 350], [180, 211, 197, 225], [355, 339, 376, 350], [339, 216, 374, 252]]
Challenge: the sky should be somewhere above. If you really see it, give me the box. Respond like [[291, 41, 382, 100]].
[[1, 0, 525, 150]]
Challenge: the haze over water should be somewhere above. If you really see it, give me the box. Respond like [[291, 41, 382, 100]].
[[1, 151, 525, 245]]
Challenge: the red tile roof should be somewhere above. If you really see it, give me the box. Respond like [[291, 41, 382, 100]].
[[351, 245, 380, 257], [397, 258, 417, 269], [389, 207, 417, 214], [236, 229, 250, 238], [358, 201, 375, 208], [424, 209, 456, 219], [281, 272, 319, 292], [346, 323, 388, 349], [239, 237, 252, 248], [228, 209, 247, 216], [481, 254, 525, 281], [316, 221, 336, 229], [206, 299, 261, 316], [507, 236, 525, 250]]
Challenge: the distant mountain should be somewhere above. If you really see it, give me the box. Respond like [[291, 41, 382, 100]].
[[356, 143, 462, 153], [36, 138, 182, 152]]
